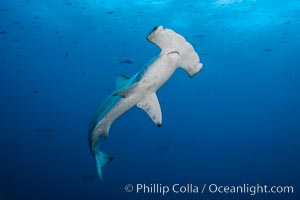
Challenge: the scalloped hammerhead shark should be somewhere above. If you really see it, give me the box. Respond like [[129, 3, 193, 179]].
[[88, 25, 203, 180]]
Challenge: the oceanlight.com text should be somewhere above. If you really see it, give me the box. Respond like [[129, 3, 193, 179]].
[[124, 183, 294, 196], [208, 183, 294, 195]]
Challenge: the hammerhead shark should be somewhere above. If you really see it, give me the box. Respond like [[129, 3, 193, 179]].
[[88, 26, 203, 180]]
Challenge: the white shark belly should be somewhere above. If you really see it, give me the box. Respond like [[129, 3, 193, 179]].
[[137, 52, 180, 90], [95, 94, 143, 133], [91, 52, 180, 142]]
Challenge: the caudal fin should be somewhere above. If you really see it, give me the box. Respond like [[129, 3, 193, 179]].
[[147, 25, 203, 77], [95, 151, 114, 180]]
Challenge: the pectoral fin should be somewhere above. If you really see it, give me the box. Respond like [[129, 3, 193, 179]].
[[137, 93, 162, 127]]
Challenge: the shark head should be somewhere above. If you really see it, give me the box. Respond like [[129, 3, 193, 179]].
[[147, 25, 203, 77]]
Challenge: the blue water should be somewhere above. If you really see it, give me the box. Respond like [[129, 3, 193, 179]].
[[0, 0, 299, 199]]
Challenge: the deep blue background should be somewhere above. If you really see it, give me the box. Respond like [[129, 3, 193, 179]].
[[0, 0, 299, 199]]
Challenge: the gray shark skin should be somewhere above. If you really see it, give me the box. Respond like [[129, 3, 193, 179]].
[[88, 26, 203, 180]]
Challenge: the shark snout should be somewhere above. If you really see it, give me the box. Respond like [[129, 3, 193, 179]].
[[152, 25, 164, 33], [188, 62, 203, 78], [147, 25, 164, 41]]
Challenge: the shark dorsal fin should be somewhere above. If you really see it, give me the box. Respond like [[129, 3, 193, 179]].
[[116, 74, 130, 87], [137, 92, 162, 127]]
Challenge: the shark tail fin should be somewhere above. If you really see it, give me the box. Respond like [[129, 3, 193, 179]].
[[95, 151, 114, 180], [147, 25, 203, 77]]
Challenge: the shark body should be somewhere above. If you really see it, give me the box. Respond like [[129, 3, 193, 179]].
[[88, 26, 203, 180]]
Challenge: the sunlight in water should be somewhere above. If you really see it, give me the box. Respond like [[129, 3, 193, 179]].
[[214, 0, 256, 6], [136, 0, 172, 6], [99, 0, 173, 10]]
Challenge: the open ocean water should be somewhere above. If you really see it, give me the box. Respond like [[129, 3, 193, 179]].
[[0, 0, 299, 199]]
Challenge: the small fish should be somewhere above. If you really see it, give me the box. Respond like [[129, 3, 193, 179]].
[[193, 34, 205, 38], [33, 89, 39, 93], [16, 166, 30, 172], [120, 59, 133, 65], [65, 1, 72, 6], [0, 31, 8, 35], [0, 8, 9, 12], [12, 37, 20, 42], [157, 138, 173, 153], [264, 48, 272, 52], [64, 52, 69, 58], [81, 175, 95, 181], [35, 128, 49, 133], [104, 30, 112, 34], [36, 133, 54, 140], [106, 11, 114, 14], [69, 83, 77, 87], [35, 24, 42, 28], [247, 147, 253, 152]]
